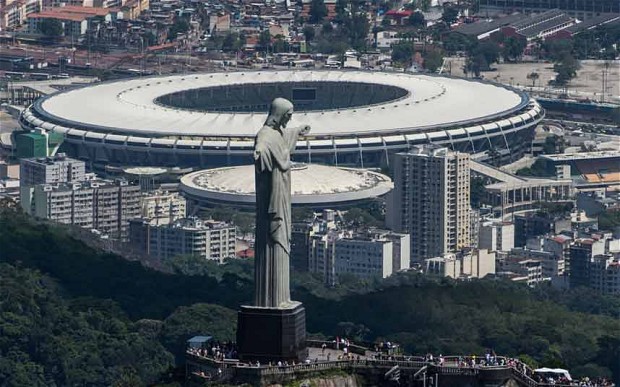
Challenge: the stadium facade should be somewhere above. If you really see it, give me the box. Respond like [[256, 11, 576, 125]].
[[19, 70, 544, 169]]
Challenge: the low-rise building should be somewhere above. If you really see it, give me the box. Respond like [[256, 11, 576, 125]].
[[27, 6, 113, 37], [542, 234, 572, 271], [375, 30, 402, 49], [424, 249, 496, 279], [479, 220, 514, 252], [308, 225, 410, 286], [129, 217, 236, 262], [496, 256, 544, 286], [514, 213, 571, 247], [509, 247, 565, 278], [0, 162, 20, 180], [0, 0, 41, 30], [120, 0, 149, 20]]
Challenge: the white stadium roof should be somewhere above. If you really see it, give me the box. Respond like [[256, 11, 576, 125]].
[[37, 70, 525, 138], [180, 164, 393, 206]]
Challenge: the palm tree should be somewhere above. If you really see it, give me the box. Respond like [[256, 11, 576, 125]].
[[526, 72, 540, 87]]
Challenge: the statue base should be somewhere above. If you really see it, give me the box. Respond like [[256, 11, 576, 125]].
[[236, 302, 307, 362]]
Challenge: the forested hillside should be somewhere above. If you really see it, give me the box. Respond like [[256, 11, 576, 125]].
[[1, 210, 619, 385]]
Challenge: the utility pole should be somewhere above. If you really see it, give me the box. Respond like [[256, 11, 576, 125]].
[[87, 30, 91, 65], [140, 36, 145, 76], [601, 61, 609, 103]]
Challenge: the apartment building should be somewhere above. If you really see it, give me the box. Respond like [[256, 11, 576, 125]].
[[20, 153, 85, 187], [479, 220, 515, 252], [388, 144, 470, 263], [22, 179, 140, 239], [424, 249, 496, 279], [140, 190, 186, 225], [129, 217, 236, 262], [309, 227, 410, 286]]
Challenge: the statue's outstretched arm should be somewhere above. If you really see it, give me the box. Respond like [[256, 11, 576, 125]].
[[284, 125, 311, 152]]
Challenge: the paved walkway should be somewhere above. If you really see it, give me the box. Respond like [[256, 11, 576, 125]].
[[308, 347, 371, 362]]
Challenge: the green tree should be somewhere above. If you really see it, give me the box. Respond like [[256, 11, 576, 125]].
[[258, 29, 271, 52], [465, 41, 500, 75], [161, 303, 237, 362], [598, 210, 620, 231], [322, 21, 334, 34], [38, 18, 63, 37], [542, 135, 566, 154], [441, 6, 459, 25], [408, 11, 425, 28], [221, 32, 241, 52], [0, 263, 174, 386], [341, 9, 370, 50], [143, 31, 158, 46], [423, 49, 443, 72], [335, 0, 347, 15], [292, 207, 315, 222], [543, 39, 573, 61], [465, 53, 486, 77], [552, 54, 580, 86], [516, 159, 551, 177], [443, 33, 476, 54], [303, 25, 316, 42], [272, 36, 289, 53], [309, 0, 328, 24], [595, 335, 620, 382], [343, 207, 382, 227], [526, 71, 540, 87], [475, 41, 501, 67], [168, 17, 190, 41], [502, 36, 526, 62], [470, 176, 487, 208], [391, 41, 414, 65]]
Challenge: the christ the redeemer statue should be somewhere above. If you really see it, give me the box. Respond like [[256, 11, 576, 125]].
[[237, 97, 309, 362], [253, 97, 310, 308]]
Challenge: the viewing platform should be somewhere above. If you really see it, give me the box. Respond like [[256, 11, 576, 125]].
[[184, 340, 580, 387]]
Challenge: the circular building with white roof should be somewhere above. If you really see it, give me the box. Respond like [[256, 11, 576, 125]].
[[180, 163, 393, 208], [20, 70, 544, 168]]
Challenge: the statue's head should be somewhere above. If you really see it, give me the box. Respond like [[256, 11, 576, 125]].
[[264, 98, 294, 130]]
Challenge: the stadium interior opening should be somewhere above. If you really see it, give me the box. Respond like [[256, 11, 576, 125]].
[[155, 81, 410, 112]]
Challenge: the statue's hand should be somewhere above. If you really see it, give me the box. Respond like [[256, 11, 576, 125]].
[[299, 125, 311, 136], [253, 149, 261, 160]]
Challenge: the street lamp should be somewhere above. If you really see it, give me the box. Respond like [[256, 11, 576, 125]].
[[140, 36, 145, 75]]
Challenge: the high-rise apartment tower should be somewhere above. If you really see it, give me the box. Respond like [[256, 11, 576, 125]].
[[387, 145, 471, 262]]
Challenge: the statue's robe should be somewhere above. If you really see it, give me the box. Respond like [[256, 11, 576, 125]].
[[253, 125, 299, 308]]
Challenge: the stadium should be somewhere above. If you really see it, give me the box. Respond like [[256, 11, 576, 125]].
[[180, 163, 393, 209], [19, 70, 544, 168]]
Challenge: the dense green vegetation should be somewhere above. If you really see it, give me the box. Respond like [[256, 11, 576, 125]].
[[599, 209, 620, 231], [516, 159, 552, 177], [0, 264, 174, 386], [1, 210, 620, 385]]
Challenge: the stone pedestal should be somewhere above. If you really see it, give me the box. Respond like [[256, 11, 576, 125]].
[[237, 302, 307, 362]]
